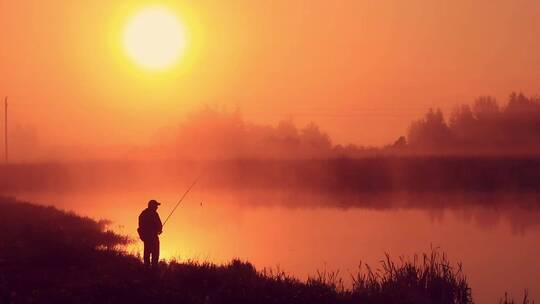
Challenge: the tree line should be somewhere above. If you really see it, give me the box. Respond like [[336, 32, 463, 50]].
[[158, 92, 540, 158], [406, 92, 540, 154]]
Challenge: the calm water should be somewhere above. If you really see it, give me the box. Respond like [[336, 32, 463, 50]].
[[13, 189, 540, 303]]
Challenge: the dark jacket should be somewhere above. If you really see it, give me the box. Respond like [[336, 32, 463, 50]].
[[138, 208, 163, 241]]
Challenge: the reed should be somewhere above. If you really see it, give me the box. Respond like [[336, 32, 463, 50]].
[[350, 250, 471, 304], [499, 290, 534, 304]]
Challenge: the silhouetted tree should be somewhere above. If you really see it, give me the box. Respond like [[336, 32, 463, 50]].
[[392, 136, 407, 149], [472, 96, 499, 121], [449, 105, 477, 147], [165, 109, 337, 159], [407, 109, 450, 151], [299, 122, 333, 156]]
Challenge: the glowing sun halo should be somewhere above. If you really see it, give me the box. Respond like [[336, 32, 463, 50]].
[[123, 7, 186, 70]]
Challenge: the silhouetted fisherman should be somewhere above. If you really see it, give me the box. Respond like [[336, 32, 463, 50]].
[[138, 200, 163, 269]]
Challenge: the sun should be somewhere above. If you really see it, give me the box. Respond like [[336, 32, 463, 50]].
[[123, 6, 187, 70]]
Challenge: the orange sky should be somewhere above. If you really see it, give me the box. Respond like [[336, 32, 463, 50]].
[[1, 0, 539, 161]]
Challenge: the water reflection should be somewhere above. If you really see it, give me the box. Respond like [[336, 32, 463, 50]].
[[212, 190, 540, 233], [9, 189, 540, 303]]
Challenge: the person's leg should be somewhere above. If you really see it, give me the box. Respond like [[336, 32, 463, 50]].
[[143, 241, 151, 267], [151, 237, 160, 269]]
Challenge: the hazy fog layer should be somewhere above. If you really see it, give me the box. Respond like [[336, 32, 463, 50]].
[[4, 92, 540, 162]]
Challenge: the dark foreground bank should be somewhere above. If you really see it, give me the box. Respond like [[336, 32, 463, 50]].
[[0, 197, 531, 304]]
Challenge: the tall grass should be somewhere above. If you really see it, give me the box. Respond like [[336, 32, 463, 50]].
[[350, 250, 471, 304], [499, 290, 535, 304]]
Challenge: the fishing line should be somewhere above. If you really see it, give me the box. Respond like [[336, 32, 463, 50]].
[[162, 175, 201, 228]]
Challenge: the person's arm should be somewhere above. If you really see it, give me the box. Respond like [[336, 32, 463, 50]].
[[157, 213, 163, 234]]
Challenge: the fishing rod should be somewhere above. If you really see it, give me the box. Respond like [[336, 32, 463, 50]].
[[162, 175, 201, 228]]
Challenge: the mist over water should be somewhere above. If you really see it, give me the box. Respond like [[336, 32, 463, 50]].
[[9, 185, 540, 304]]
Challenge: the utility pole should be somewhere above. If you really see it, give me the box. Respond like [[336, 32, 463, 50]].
[[4, 96, 7, 164]]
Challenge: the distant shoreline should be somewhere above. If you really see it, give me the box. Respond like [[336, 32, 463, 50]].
[[2, 156, 540, 194]]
